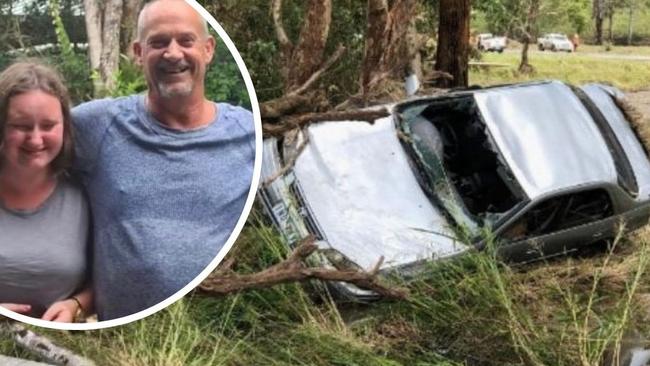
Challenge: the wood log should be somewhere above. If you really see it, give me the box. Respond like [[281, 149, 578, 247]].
[[199, 238, 408, 299]]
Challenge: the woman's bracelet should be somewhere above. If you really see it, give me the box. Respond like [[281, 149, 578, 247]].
[[70, 296, 83, 314]]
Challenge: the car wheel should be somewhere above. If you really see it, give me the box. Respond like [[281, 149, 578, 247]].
[[538, 44, 543, 51], [498, 48, 504, 53], [551, 45, 556, 52]]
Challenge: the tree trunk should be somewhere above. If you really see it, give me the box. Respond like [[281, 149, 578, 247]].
[[518, 0, 539, 74], [608, 9, 613, 42], [593, 0, 604, 45], [627, 1, 634, 45], [361, 0, 388, 97], [83, 0, 123, 97], [435, 0, 470, 88], [120, 0, 145, 57], [285, 0, 332, 92], [83, 0, 103, 94], [359, 0, 416, 98]]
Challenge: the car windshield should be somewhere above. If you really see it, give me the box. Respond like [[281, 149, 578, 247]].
[[552, 35, 567, 40], [396, 96, 525, 235]]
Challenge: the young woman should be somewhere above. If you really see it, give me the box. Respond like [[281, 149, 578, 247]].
[[0, 61, 92, 322]]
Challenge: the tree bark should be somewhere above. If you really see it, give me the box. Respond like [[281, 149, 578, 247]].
[[120, 0, 145, 57], [83, 0, 103, 93], [593, 0, 604, 45], [83, 0, 124, 96], [435, 0, 470, 88], [285, 0, 332, 92], [518, 0, 539, 74], [199, 238, 408, 299], [360, 0, 417, 99]]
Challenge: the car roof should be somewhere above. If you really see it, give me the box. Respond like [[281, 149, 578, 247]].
[[472, 81, 617, 199]]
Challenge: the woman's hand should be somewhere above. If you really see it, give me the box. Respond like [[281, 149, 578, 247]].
[[41, 299, 79, 323], [0, 303, 31, 314]]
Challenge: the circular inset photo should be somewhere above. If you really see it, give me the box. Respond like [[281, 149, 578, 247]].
[[0, 0, 261, 330]]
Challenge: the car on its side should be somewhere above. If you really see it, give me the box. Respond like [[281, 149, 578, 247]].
[[260, 81, 650, 300], [477, 33, 506, 53], [537, 33, 574, 52]]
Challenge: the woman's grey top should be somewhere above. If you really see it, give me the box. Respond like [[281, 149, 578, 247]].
[[0, 178, 89, 317]]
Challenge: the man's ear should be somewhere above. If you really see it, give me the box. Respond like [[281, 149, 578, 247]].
[[133, 41, 143, 65], [204, 36, 216, 63]]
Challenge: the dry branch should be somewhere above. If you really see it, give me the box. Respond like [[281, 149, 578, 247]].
[[0, 321, 95, 366], [199, 238, 408, 299], [263, 108, 390, 137], [261, 45, 346, 119], [261, 134, 310, 188]]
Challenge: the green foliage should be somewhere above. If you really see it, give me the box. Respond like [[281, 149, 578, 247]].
[[109, 56, 147, 98], [46, 0, 92, 102], [206, 42, 250, 109]]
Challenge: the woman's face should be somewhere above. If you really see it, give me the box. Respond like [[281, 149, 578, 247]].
[[2, 90, 64, 173]]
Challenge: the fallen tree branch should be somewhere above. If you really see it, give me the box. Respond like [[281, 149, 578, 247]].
[[261, 44, 346, 119], [289, 44, 345, 98], [199, 238, 408, 299], [261, 134, 310, 188], [263, 108, 390, 137], [0, 321, 95, 366]]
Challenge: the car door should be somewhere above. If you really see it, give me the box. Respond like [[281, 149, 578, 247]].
[[496, 188, 618, 262]]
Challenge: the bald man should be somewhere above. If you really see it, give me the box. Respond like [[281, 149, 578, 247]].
[[72, 0, 254, 320]]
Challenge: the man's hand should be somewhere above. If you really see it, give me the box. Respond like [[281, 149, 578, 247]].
[[41, 299, 78, 323], [0, 303, 32, 314]]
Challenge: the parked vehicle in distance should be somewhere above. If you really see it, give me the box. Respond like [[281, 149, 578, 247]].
[[477, 33, 506, 53], [260, 81, 650, 300], [537, 33, 574, 52]]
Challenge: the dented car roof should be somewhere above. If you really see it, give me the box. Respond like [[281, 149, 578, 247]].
[[474, 81, 616, 199]]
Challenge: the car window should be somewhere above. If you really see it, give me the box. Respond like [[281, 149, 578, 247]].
[[500, 189, 614, 241]]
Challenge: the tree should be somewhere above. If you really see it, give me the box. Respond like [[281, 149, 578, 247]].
[[435, 0, 470, 88], [360, 0, 418, 100], [83, 0, 144, 96], [593, 0, 605, 44]]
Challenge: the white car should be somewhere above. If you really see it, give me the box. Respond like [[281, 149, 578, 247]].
[[260, 81, 650, 300], [477, 33, 506, 53], [537, 33, 574, 52]]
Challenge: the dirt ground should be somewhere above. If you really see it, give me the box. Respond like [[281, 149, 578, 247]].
[[628, 90, 650, 117]]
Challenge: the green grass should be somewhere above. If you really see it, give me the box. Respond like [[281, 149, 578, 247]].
[[470, 48, 650, 91], [5, 215, 650, 365]]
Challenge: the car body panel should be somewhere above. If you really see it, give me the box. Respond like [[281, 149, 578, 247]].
[[291, 116, 470, 271], [474, 81, 617, 200], [580, 84, 650, 201], [538, 33, 574, 52]]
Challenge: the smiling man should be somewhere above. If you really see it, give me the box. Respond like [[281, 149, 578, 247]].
[[71, 0, 255, 320]]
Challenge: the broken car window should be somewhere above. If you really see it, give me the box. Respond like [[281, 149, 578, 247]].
[[500, 188, 614, 241], [397, 96, 523, 234]]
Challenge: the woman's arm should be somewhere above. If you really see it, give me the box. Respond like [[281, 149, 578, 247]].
[[41, 287, 93, 323], [0, 303, 32, 315]]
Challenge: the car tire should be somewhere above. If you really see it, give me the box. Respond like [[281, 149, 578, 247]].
[[538, 44, 544, 51], [498, 48, 504, 53], [551, 45, 556, 52]]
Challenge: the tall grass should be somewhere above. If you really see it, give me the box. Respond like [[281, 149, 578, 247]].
[[4, 216, 650, 365]]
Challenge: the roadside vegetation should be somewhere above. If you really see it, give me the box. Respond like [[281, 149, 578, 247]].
[[471, 47, 650, 90], [4, 216, 650, 365]]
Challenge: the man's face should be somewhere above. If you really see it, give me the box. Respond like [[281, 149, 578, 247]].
[[134, 1, 215, 100]]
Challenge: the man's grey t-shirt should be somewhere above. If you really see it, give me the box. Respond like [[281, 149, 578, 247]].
[[72, 95, 255, 320], [0, 178, 89, 317]]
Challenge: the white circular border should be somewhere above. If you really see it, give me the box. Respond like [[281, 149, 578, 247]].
[[0, 0, 263, 330]]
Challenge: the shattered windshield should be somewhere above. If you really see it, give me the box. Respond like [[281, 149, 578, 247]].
[[397, 95, 523, 234]]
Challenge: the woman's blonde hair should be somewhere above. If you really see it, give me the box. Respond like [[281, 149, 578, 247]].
[[0, 60, 74, 174]]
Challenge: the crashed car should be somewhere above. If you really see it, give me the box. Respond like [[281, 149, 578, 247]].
[[260, 81, 650, 300], [537, 33, 574, 52]]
